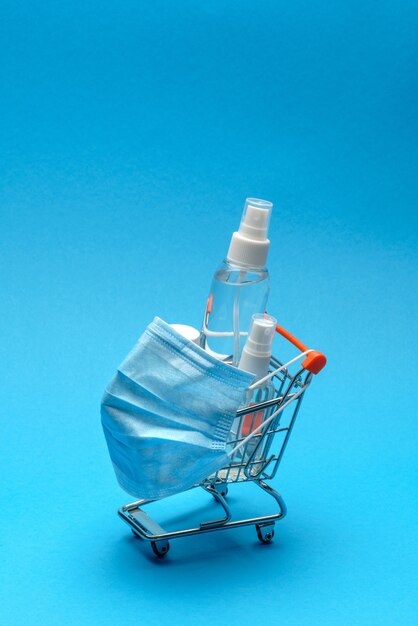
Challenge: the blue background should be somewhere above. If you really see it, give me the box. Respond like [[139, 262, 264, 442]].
[[1, 1, 417, 624]]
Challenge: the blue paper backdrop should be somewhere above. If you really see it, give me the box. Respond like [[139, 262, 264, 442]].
[[1, 2, 417, 624]]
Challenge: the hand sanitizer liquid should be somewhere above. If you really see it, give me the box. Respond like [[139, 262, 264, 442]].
[[201, 198, 273, 365]]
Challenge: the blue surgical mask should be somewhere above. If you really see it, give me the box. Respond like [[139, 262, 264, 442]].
[[101, 317, 254, 500]]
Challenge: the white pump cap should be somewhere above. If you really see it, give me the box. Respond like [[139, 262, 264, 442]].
[[227, 198, 273, 268], [238, 313, 277, 381]]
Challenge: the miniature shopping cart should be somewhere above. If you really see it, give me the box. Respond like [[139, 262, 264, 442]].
[[118, 323, 326, 558]]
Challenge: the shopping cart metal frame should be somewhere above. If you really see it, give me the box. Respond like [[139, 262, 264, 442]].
[[118, 323, 326, 558]]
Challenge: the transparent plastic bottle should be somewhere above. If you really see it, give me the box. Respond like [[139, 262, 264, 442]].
[[239, 382, 276, 474], [233, 314, 277, 471], [201, 198, 273, 365]]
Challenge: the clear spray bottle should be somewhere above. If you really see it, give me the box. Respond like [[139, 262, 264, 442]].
[[200, 198, 273, 365], [232, 313, 277, 471]]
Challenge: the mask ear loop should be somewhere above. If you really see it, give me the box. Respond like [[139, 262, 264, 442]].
[[201, 296, 249, 338], [201, 321, 248, 338], [227, 350, 313, 458]]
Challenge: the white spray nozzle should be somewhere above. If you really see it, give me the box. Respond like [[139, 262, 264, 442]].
[[238, 313, 277, 380], [239, 199, 272, 241], [227, 198, 273, 268]]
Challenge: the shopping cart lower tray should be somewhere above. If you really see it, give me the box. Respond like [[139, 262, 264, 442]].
[[118, 323, 326, 558]]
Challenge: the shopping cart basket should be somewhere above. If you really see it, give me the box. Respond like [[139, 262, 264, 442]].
[[118, 322, 326, 558]]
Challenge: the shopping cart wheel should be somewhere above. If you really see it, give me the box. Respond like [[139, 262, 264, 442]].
[[150, 540, 170, 559], [256, 523, 275, 544]]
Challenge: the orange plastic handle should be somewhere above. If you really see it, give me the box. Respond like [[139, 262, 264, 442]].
[[275, 323, 327, 375]]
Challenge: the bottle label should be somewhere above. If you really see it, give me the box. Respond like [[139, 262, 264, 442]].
[[241, 403, 264, 436]]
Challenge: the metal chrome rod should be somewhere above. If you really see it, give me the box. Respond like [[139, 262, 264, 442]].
[[118, 480, 286, 542]]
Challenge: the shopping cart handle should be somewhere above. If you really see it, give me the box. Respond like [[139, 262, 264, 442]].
[[275, 323, 327, 375]]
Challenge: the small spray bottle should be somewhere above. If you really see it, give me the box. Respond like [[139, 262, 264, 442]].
[[234, 313, 277, 468]]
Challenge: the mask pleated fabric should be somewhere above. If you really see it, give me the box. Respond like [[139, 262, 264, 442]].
[[101, 317, 254, 500]]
